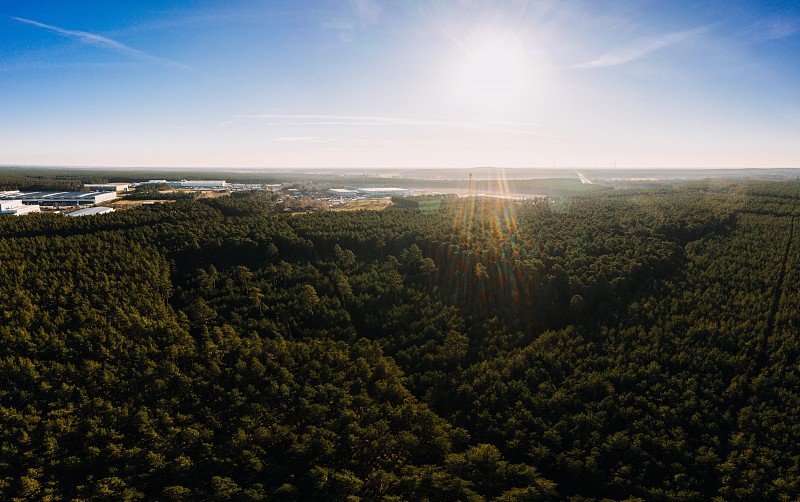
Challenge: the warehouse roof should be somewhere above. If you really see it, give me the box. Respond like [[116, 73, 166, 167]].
[[0, 191, 115, 201], [67, 206, 115, 217]]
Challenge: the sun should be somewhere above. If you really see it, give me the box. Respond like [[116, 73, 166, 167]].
[[447, 26, 541, 112]]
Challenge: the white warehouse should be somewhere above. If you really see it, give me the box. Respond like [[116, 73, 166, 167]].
[[358, 187, 411, 198], [0, 199, 40, 216], [329, 188, 360, 198], [175, 180, 227, 189], [84, 183, 130, 192], [0, 190, 118, 207], [67, 206, 115, 217], [130, 180, 227, 189]]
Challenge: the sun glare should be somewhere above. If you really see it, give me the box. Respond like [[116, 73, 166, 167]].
[[447, 27, 542, 112]]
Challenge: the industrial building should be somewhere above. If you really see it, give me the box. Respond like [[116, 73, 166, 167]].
[[0, 190, 118, 207], [130, 179, 227, 189], [328, 187, 411, 198], [329, 188, 360, 198], [84, 183, 130, 192], [357, 187, 411, 198], [0, 199, 40, 216], [67, 206, 115, 217], [175, 180, 227, 189], [129, 180, 167, 187]]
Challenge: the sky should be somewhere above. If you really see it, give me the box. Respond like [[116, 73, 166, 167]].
[[1, 0, 799, 169]]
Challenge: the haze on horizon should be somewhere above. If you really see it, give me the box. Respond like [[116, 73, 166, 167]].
[[1, 1, 798, 170]]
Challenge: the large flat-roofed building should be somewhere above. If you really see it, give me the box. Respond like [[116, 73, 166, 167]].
[[67, 206, 115, 217], [0, 199, 40, 216], [84, 183, 130, 192], [130, 179, 227, 189], [129, 180, 167, 188], [329, 188, 360, 198], [358, 187, 411, 198], [0, 190, 118, 207], [177, 180, 227, 189], [163, 180, 227, 189]]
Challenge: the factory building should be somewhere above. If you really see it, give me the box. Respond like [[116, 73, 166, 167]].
[[0, 190, 118, 207], [329, 188, 360, 198], [129, 180, 168, 188], [67, 206, 115, 217], [130, 180, 227, 189], [179, 180, 227, 189], [0, 199, 40, 216], [172, 180, 227, 189], [358, 187, 411, 198], [84, 183, 130, 192]]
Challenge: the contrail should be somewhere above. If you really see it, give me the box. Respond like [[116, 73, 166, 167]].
[[576, 27, 707, 69], [10, 16, 193, 71]]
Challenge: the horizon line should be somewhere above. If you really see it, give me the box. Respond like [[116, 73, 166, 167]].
[[1, 164, 799, 171]]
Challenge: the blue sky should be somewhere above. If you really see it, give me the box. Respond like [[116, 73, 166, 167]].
[[1, 0, 798, 169]]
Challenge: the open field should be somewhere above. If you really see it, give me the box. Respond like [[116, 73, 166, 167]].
[[106, 199, 176, 209], [330, 199, 392, 211]]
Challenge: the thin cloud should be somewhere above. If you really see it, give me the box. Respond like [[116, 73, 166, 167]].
[[241, 114, 548, 136], [272, 136, 390, 144], [749, 17, 799, 40], [324, 0, 381, 32], [576, 27, 707, 69], [10, 16, 193, 71], [0, 61, 138, 72], [273, 136, 320, 142], [350, 0, 381, 26]]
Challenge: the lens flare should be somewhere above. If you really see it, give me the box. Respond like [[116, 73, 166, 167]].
[[445, 25, 546, 113]]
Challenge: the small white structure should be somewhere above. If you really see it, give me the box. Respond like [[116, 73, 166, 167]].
[[358, 187, 411, 198], [84, 183, 130, 192], [67, 206, 115, 217], [0, 200, 40, 216]]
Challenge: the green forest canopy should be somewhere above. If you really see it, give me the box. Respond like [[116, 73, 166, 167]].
[[1, 180, 799, 500]]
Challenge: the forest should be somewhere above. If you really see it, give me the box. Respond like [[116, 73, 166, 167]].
[[0, 165, 611, 197], [1, 179, 799, 500]]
